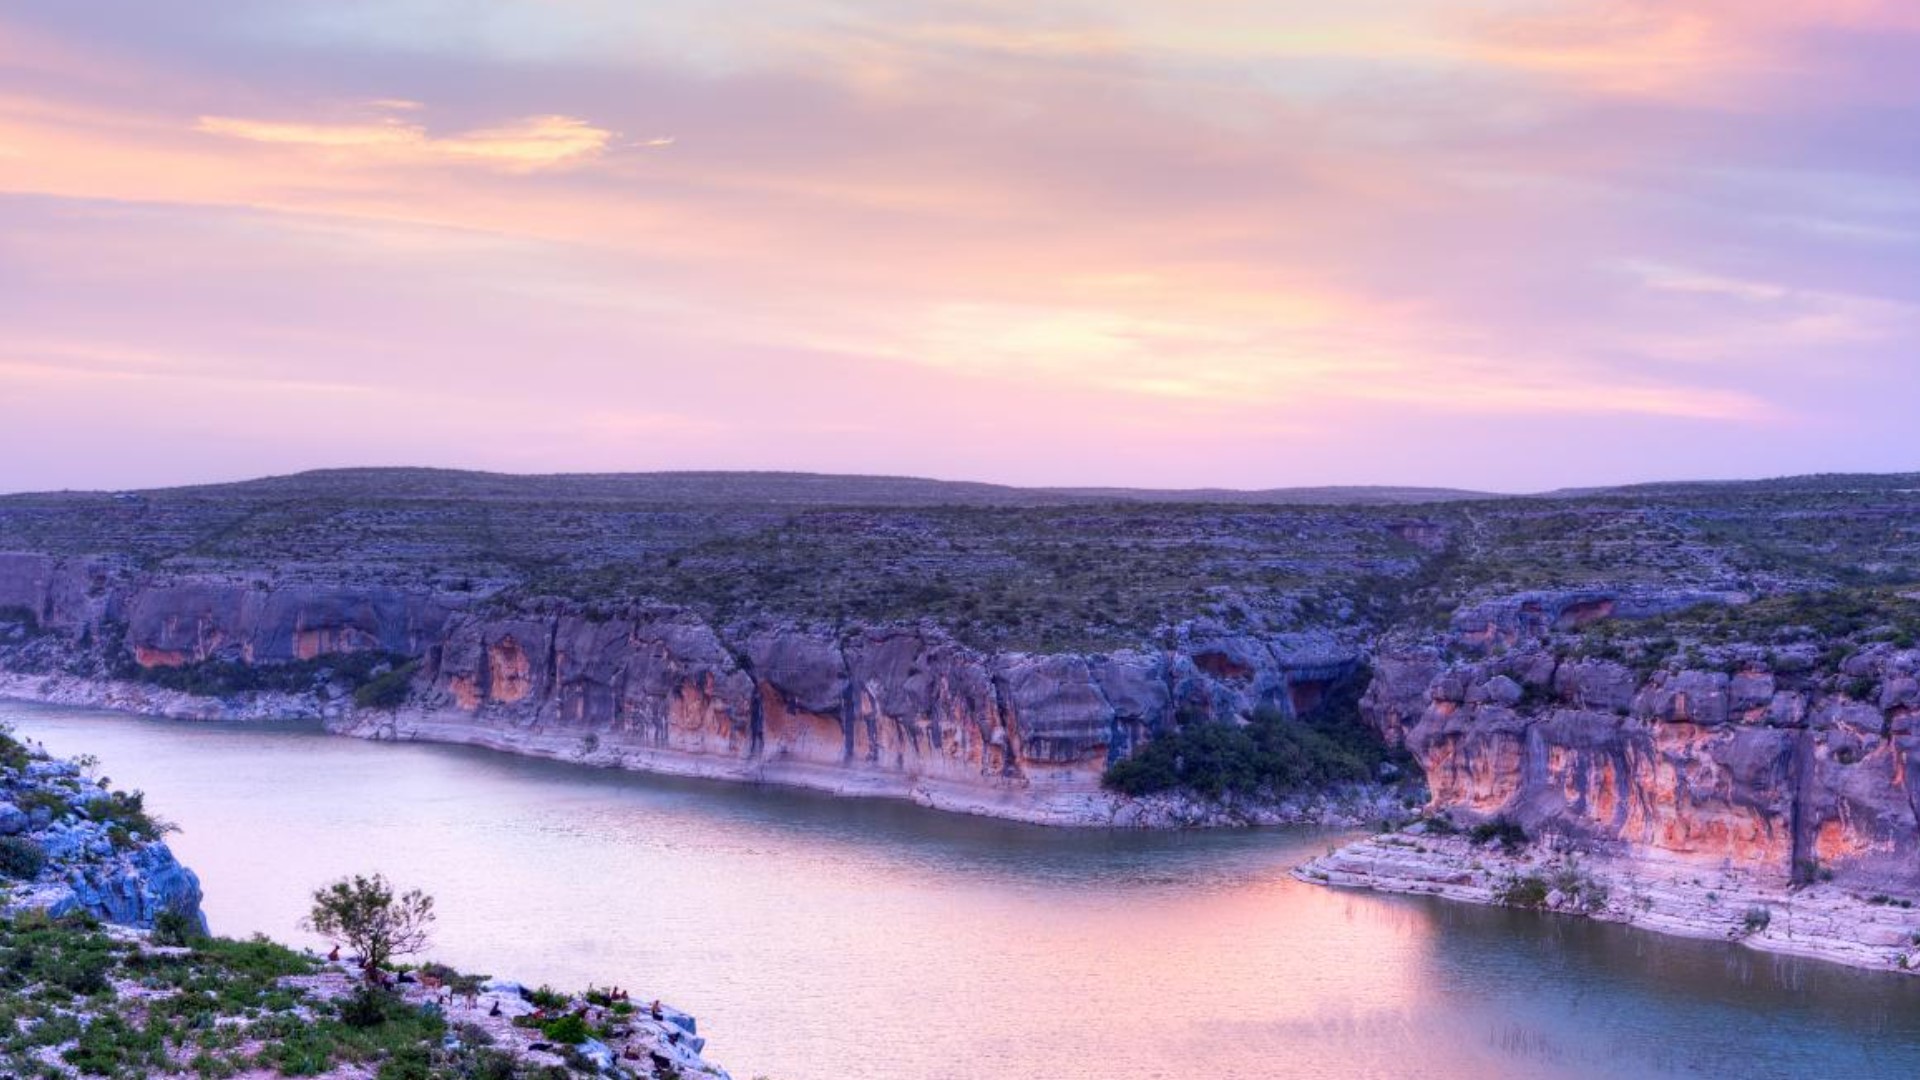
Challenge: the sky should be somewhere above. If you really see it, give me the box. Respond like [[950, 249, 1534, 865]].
[[1, 1, 1917, 494]]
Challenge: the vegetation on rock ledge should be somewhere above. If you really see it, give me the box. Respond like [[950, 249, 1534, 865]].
[[1101, 667, 1417, 799]]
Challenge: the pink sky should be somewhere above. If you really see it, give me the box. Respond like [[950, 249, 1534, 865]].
[[2, 1, 1917, 493]]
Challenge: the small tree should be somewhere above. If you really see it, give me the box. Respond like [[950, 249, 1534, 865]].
[[303, 873, 435, 976]]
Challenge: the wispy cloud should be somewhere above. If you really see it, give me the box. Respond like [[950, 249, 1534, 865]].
[[195, 108, 611, 171]]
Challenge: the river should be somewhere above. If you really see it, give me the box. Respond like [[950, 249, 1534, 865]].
[[7, 702, 1920, 1080]]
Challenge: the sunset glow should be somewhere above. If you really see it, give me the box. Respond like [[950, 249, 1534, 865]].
[[2, 1, 1916, 491]]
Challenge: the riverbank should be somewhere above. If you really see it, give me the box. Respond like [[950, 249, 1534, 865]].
[[0, 672, 1415, 829], [1297, 831, 1920, 976], [0, 725, 734, 1080], [0, 917, 732, 1080]]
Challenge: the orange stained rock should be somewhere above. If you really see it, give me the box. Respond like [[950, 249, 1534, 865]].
[[1814, 816, 1878, 864], [667, 678, 740, 754], [487, 637, 534, 704], [755, 683, 848, 766], [449, 675, 483, 711], [294, 626, 372, 661], [133, 645, 190, 669]]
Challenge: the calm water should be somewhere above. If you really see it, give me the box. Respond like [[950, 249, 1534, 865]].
[[8, 703, 1920, 1080]]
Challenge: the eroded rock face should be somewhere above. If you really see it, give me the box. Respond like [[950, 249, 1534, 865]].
[[1371, 648, 1920, 891], [8, 570, 1363, 817], [0, 554, 120, 633], [123, 583, 452, 667], [403, 611, 1344, 796]]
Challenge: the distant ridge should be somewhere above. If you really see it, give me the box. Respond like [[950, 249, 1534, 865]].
[[8, 467, 1497, 507], [6, 465, 1916, 507]]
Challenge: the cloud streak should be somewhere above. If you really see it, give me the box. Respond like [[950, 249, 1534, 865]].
[[195, 108, 612, 171]]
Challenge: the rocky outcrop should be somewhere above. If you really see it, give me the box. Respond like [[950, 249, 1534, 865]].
[[0, 753, 207, 932], [1361, 633, 1920, 894]]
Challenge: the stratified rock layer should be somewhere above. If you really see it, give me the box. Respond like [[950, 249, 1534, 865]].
[[0, 557, 1365, 825], [1364, 645, 1920, 893]]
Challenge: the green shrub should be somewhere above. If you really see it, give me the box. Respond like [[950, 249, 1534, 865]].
[[131, 651, 412, 701], [340, 987, 395, 1030], [61, 1013, 170, 1075], [85, 789, 176, 844], [0, 724, 30, 772], [18, 788, 70, 818], [1102, 668, 1414, 799], [1494, 874, 1550, 909], [538, 1013, 590, 1045], [352, 662, 419, 711], [376, 1045, 433, 1080], [152, 907, 205, 947], [1469, 819, 1528, 852], [42, 944, 115, 996], [192, 934, 315, 980], [0, 837, 46, 879]]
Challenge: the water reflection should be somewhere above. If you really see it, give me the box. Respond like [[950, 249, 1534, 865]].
[[8, 703, 1920, 1080]]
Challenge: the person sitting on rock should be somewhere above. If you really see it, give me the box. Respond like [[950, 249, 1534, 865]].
[[488, 1000, 502, 1018], [650, 999, 663, 1020], [327, 945, 340, 962]]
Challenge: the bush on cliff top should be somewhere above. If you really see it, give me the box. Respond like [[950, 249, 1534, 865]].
[[85, 789, 178, 846], [1101, 667, 1414, 800]]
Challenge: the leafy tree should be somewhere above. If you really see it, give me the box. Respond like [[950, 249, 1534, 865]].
[[303, 873, 435, 976]]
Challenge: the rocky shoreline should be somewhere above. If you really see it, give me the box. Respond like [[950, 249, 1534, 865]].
[[1297, 831, 1920, 976], [0, 732, 735, 1079], [0, 730, 205, 933]]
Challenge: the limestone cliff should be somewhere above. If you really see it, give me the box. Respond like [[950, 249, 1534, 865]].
[[0, 555, 1373, 825], [1363, 596, 1920, 894]]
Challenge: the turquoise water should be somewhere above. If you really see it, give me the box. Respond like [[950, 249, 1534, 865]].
[[7, 701, 1920, 1080]]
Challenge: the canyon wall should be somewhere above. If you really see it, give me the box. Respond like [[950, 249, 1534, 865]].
[[1364, 600, 1920, 892], [0, 554, 1363, 824]]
